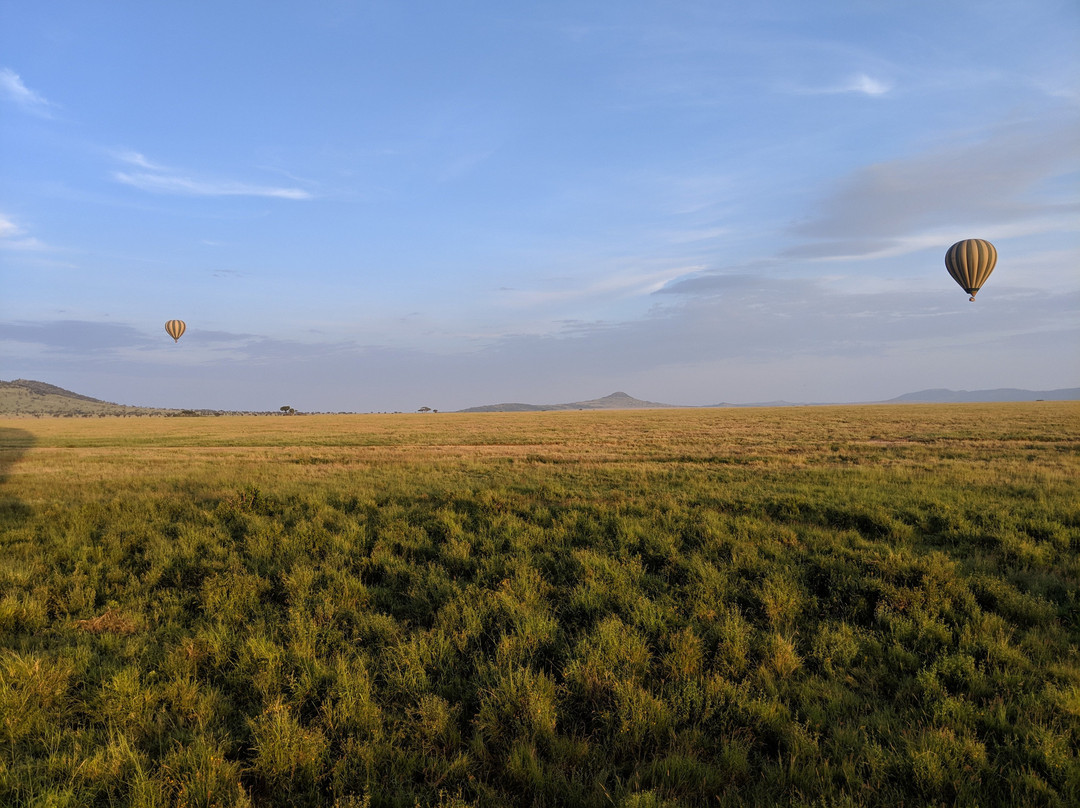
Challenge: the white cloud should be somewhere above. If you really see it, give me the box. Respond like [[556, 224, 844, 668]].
[[0, 67, 53, 114], [789, 72, 892, 97], [115, 151, 161, 170], [844, 73, 891, 96], [111, 152, 313, 200], [113, 171, 312, 200], [0, 213, 46, 250], [0, 214, 20, 239]]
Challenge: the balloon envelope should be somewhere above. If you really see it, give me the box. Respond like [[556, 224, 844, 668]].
[[165, 320, 186, 342], [945, 239, 997, 301]]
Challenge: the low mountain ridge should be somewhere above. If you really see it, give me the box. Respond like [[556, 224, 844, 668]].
[[2, 379, 1076, 416], [458, 391, 676, 412], [462, 387, 1079, 411], [881, 387, 1080, 403]]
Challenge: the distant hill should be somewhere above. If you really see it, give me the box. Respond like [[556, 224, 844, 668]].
[[458, 391, 677, 413], [3, 379, 1076, 416], [882, 387, 1080, 404], [0, 379, 175, 416], [0, 379, 241, 417], [462, 387, 1079, 412], [5, 379, 105, 403]]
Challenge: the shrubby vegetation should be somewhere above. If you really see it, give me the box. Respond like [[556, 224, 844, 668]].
[[0, 404, 1077, 806]]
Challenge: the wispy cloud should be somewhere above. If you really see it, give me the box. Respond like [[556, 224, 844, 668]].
[[116, 151, 159, 170], [111, 151, 313, 200], [5, 270, 1077, 411], [648, 112, 1080, 300], [0, 214, 20, 239], [788, 115, 1080, 259], [0, 213, 47, 250], [0, 320, 152, 353], [789, 72, 892, 97], [497, 264, 701, 309], [0, 67, 54, 115], [838, 73, 891, 96]]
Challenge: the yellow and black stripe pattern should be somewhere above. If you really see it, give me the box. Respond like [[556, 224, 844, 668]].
[[945, 239, 997, 301], [165, 319, 186, 342]]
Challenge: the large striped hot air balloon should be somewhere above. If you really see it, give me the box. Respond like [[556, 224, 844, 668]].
[[165, 320, 186, 342], [945, 239, 997, 302]]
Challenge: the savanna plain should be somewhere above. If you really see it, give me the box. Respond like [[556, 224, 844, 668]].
[[0, 403, 1077, 807]]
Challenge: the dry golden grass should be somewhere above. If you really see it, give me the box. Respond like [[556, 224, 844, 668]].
[[75, 608, 138, 635], [5, 400, 1076, 456], [0, 402, 1077, 807]]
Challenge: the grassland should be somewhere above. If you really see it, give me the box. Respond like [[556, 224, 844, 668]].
[[0, 403, 1077, 807]]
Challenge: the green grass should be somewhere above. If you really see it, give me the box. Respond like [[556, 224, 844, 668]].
[[0, 404, 1078, 806]]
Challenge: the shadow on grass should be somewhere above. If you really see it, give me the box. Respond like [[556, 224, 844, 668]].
[[0, 427, 35, 523]]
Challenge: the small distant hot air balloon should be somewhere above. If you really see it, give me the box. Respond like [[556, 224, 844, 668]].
[[945, 239, 997, 302], [165, 320, 186, 342]]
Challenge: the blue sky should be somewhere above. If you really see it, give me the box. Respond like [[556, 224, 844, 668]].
[[2, 1, 1078, 411]]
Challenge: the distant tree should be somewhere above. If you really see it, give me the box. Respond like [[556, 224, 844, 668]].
[[417, 406, 432, 413], [280, 405, 296, 415]]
